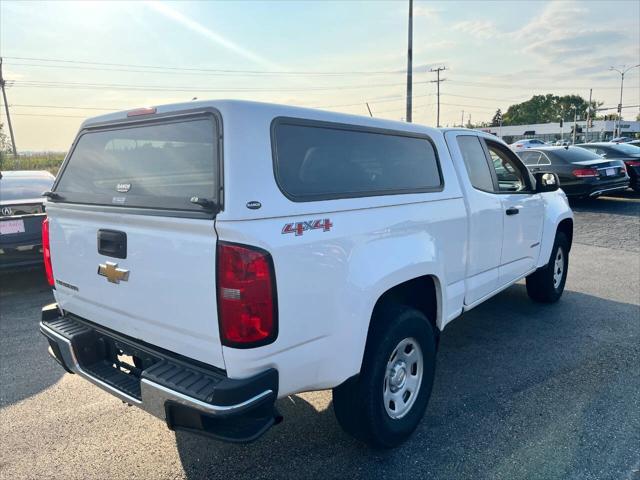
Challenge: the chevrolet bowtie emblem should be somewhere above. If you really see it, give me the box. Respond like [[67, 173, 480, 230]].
[[98, 261, 130, 284]]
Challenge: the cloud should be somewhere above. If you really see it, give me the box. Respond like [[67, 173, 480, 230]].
[[509, 0, 634, 65], [414, 6, 443, 18], [452, 20, 496, 40], [144, 1, 282, 70]]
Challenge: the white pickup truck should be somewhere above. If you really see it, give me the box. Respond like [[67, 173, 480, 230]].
[[40, 100, 573, 448]]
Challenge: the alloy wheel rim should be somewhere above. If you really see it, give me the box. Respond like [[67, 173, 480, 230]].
[[383, 337, 423, 419]]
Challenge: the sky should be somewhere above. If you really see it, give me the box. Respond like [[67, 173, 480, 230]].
[[1, 0, 639, 151]]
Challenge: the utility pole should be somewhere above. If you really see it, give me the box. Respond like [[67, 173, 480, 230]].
[[609, 64, 640, 138], [405, 0, 413, 123], [572, 105, 578, 145], [0, 57, 17, 156], [460, 110, 465, 127], [586, 88, 592, 140], [429, 66, 446, 127]]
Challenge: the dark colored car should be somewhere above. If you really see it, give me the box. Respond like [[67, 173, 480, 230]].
[[0, 170, 55, 268], [517, 146, 629, 199], [576, 142, 640, 192]]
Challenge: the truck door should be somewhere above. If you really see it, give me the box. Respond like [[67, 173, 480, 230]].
[[445, 132, 503, 306], [481, 139, 544, 286]]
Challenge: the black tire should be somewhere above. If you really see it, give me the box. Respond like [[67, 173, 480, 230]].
[[631, 184, 640, 194], [332, 304, 437, 448], [526, 232, 569, 303]]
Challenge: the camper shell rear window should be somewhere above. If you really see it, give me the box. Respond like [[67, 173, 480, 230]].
[[53, 113, 221, 214]]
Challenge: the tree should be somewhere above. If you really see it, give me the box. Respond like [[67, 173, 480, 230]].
[[0, 122, 14, 167], [0, 122, 12, 153], [491, 109, 503, 127], [501, 94, 601, 126], [594, 113, 621, 121]]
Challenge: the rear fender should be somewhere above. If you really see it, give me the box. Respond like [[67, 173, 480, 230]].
[[332, 234, 446, 383]]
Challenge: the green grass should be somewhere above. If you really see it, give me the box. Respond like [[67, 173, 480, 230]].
[[0, 153, 66, 176]]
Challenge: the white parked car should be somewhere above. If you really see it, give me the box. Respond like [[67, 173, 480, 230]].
[[509, 138, 546, 151], [40, 100, 573, 448]]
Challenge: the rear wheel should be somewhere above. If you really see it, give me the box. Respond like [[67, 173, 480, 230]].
[[526, 232, 569, 303], [332, 304, 437, 448]]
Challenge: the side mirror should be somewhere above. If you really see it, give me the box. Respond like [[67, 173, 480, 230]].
[[535, 172, 559, 192]]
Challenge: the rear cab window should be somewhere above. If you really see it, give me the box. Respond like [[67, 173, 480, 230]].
[[53, 114, 221, 214], [551, 148, 603, 164], [271, 118, 442, 201]]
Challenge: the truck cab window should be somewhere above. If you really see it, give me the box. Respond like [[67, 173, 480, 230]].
[[484, 141, 529, 192], [456, 135, 494, 192]]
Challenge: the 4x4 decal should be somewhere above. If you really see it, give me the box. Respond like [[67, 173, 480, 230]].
[[282, 218, 333, 236]]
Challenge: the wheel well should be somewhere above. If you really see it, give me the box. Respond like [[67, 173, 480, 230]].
[[557, 218, 573, 251], [372, 276, 439, 335]]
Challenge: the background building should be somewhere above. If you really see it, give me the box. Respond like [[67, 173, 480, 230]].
[[479, 120, 640, 144]]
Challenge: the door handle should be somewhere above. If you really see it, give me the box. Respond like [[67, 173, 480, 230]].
[[97, 229, 127, 259], [505, 207, 520, 215]]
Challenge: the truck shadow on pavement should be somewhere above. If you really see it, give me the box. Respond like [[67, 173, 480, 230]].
[[0, 267, 60, 408], [174, 283, 639, 480]]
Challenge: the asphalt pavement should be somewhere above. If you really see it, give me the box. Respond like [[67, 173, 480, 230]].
[[1, 194, 638, 480]]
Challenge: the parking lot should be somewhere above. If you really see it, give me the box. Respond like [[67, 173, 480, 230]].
[[1, 194, 638, 480]]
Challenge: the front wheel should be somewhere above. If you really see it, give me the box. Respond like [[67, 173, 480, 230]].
[[526, 232, 569, 303], [332, 304, 437, 448]]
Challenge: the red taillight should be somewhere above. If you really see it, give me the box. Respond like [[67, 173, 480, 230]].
[[572, 168, 599, 178], [42, 217, 54, 287], [516, 144, 523, 148], [625, 160, 640, 167], [217, 242, 277, 347]]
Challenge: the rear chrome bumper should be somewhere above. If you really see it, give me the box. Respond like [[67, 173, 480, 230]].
[[588, 185, 629, 197], [40, 304, 280, 442]]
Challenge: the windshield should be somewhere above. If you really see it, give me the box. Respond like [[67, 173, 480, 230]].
[[0, 174, 55, 202], [55, 116, 219, 212]]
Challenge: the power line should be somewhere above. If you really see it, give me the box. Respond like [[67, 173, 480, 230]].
[[2, 112, 86, 118], [13, 79, 429, 93], [2, 103, 121, 111], [3, 55, 406, 76], [451, 79, 620, 90], [0, 93, 435, 115], [315, 93, 433, 109]]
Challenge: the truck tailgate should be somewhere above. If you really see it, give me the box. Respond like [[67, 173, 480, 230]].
[[48, 203, 225, 369]]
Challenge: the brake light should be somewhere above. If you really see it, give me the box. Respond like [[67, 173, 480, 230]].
[[217, 242, 277, 347], [127, 107, 157, 117], [516, 144, 523, 148], [572, 168, 599, 178], [625, 160, 640, 167], [42, 217, 54, 287]]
